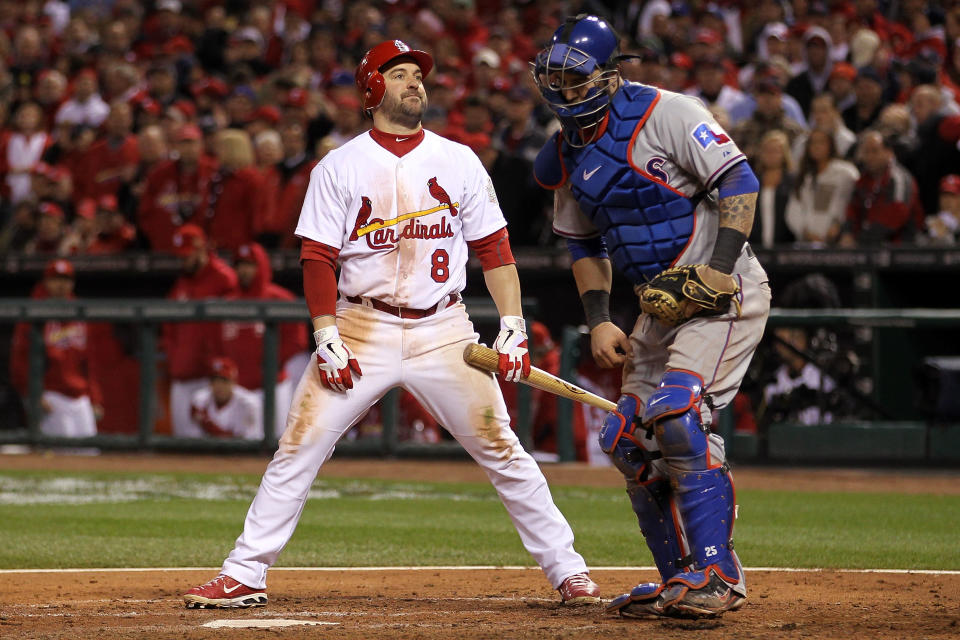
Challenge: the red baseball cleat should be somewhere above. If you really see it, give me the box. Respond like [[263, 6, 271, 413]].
[[183, 575, 267, 609], [558, 572, 601, 605]]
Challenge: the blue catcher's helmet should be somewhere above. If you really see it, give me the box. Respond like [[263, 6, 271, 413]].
[[533, 15, 622, 146]]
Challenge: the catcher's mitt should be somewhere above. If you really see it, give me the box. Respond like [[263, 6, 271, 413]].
[[639, 264, 741, 327]]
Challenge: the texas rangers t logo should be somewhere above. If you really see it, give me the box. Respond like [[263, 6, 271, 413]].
[[691, 122, 731, 150]]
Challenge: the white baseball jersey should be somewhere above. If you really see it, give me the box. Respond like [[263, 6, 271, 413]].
[[190, 385, 263, 440], [295, 130, 506, 308], [553, 86, 746, 267]]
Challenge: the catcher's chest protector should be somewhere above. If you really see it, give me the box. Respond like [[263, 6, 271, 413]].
[[563, 84, 696, 284]]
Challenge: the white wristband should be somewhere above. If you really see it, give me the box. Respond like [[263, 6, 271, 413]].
[[500, 315, 526, 333], [314, 325, 340, 345]]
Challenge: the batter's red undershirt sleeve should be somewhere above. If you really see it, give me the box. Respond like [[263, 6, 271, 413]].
[[300, 239, 340, 318], [467, 227, 516, 271]]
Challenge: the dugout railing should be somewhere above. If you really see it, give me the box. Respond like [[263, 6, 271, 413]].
[[0, 298, 532, 457], [553, 308, 960, 464], [2, 301, 960, 463]]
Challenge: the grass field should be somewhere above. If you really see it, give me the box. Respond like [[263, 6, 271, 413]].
[[2, 468, 958, 572]]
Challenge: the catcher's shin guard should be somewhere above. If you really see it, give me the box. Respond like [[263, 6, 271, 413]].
[[625, 476, 690, 582], [599, 395, 689, 582], [642, 371, 744, 589]]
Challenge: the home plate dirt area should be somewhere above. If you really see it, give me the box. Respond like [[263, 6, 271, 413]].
[[1, 567, 958, 639]]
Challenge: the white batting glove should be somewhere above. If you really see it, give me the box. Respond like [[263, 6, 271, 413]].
[[493, 315, 531, 383], [314, 325, 362, 392]]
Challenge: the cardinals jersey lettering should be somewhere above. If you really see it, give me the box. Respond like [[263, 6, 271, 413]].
[[296, 130, 506, 308], [552, 85, 746, 267]]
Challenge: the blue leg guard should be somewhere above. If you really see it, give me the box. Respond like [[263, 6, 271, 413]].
[[642, 371, 743, 592], [599, 395, 689, 583]]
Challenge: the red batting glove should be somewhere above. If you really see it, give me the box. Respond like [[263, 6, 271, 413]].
[[493, 315, 531, 383], [314, 325, 363, 392]]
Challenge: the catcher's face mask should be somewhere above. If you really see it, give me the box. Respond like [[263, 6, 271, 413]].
[[532, 14, 624, 147]]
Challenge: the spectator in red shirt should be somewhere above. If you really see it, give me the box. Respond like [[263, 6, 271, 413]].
[[841, 130, 925, 246], [23, 202, 78, 255], [10, 259, 103, 439], [204, 128, 264, 250], [117, 124, 168, 219], [34, 70, 68, 130], [86, 194, 137, 254], [269, 121, 316, 249], [76, 100, 139, 201], [252, 129, 283, 244], [217, 242, 309, 437], [164, 224, 238, 437], [138, 124, 216, 251]]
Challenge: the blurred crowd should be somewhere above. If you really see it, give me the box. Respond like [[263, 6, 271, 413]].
[[2, 1, 960, 257]]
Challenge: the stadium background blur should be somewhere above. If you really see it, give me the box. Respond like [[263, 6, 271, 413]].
[[2, 0, 960, 461]]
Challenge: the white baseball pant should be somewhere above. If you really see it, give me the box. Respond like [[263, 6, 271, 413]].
[[221, 300, 589, 589]]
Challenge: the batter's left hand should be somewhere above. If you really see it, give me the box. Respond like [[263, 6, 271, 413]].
[[493, 316, 531, 382], [314, 325, 363, 392]]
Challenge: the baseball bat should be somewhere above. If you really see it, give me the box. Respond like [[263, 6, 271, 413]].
[[463, 343, 617, 412]]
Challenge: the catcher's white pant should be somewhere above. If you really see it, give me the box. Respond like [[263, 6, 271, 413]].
[[170, 379, 208, 438], [40, 391, 97, 438], [221, 300, 589, 589]]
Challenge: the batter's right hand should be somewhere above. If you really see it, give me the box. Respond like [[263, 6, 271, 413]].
[[589, 322, 633, 368], [314, 326, 362, 392]]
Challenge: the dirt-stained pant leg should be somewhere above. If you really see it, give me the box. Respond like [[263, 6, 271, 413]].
[[221, 303, 399, 589], [402, 304, 589, 588]]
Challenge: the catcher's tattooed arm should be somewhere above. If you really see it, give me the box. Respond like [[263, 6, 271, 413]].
[[717, 192, 756, 236], [707, 192, 756, 277]]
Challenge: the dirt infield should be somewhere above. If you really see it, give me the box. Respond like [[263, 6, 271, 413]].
[[2, 453, 959, 639], [3, 567, 958, 640]]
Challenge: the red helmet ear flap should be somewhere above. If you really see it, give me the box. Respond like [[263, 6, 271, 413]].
[[364, 70, 385, 111]]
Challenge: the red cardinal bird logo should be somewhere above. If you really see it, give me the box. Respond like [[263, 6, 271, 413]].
[[349, 196, 373, 241], [427, 177, 457, 217]]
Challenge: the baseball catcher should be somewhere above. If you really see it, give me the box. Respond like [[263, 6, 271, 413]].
[[533, 14, 771, 619]]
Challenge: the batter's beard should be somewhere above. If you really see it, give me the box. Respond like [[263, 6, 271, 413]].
[[382, 91, 427, 130]]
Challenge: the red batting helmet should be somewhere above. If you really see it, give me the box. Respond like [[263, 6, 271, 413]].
[[355, 40, 433, 113]]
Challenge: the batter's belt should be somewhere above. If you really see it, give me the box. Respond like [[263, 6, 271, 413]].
[[344, 293, 460, 319]]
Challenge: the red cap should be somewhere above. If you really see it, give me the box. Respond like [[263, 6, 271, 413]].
[[44, 258, 75, 279], [940, 174, 960, 194], [190, 77, 229, 98], [830, 62, 857, 82], [670, 52, 694, 70], [331, 94, 361, 110], [694, 28, 722, 46], [209, 356, 238, 381], [98, 194, 118, 211], [284, 87, 308, 108], [76, 198, 97, 219], [39, 202, 64, 219], [171, 99, 196, 119], [252, 105, 281, 123], [234, 243, 257, 263], [171, 223, 206, 255], [175, 124, 203, 141]]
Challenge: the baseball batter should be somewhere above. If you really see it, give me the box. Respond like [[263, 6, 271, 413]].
[[184, 39, 599, 609], [532, 16, 771, 618]]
